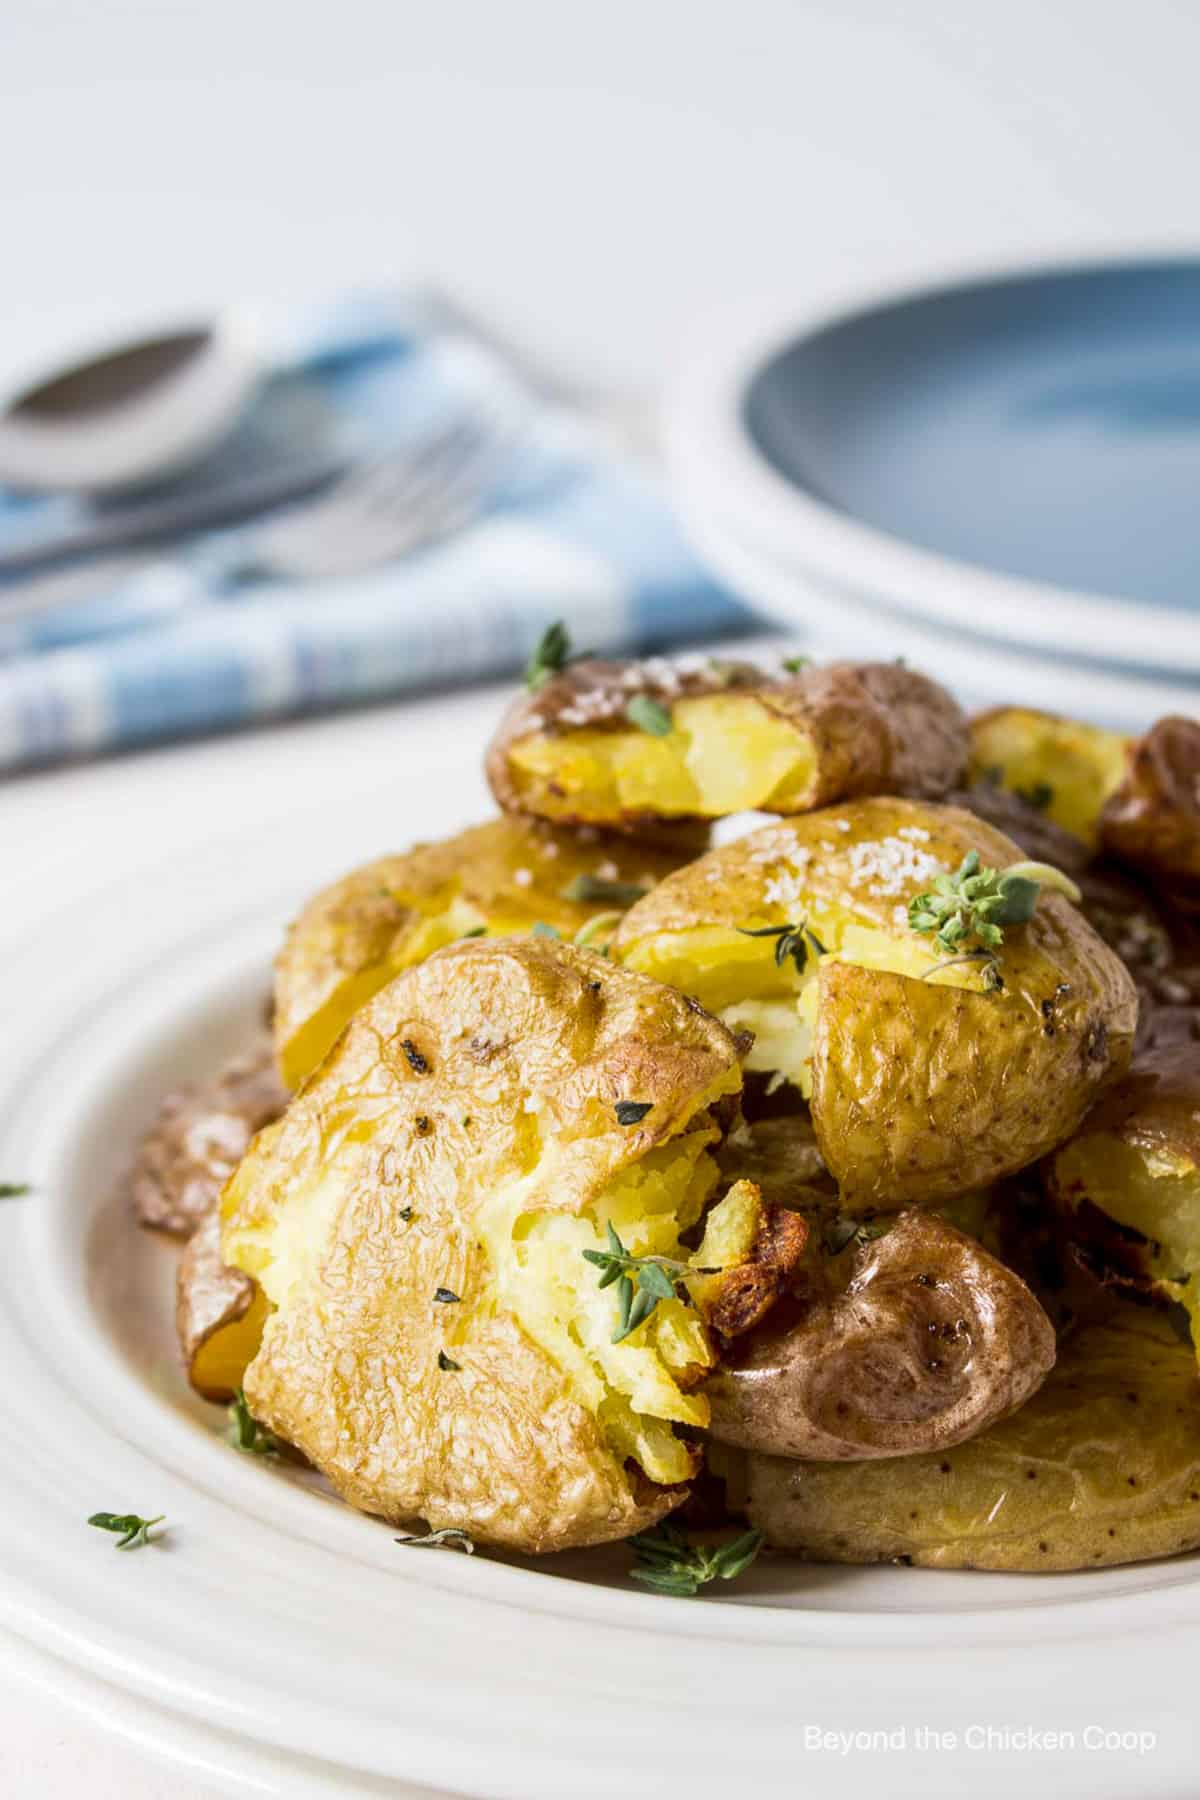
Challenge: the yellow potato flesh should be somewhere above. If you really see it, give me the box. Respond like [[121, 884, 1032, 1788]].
[[478, 1128, 733, 1486], [623, 914, 971, 1100], [281, 892, 482, 1090], [1054, 1136, 1200, 1274], [507, 695, 817, 822], [232, 1090, 758, 1490], [967, 708, 1129, 845], [189, 1285, 269, 1397]]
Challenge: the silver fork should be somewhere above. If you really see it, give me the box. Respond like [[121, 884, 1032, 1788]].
[[224, 411, 512, 581]]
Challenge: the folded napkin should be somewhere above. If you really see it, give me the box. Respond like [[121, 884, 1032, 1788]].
[[0, 293, 754, 772]]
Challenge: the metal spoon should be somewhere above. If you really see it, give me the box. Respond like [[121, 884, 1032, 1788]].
[[0, 317, 262, 495]]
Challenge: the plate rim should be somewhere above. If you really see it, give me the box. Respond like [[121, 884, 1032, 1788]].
[[666, 248, 1200, 676]]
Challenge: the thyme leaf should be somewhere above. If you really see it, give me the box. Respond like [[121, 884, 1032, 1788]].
[[394, 1527, 475, 1554], [737, 920, 825, 976], [438, 1350, 462, 1371], [582, 1222, 717, 1343], [0, 1182, 31, 1198], [524, 619, 572, 690], [627, 1520, 764, 1596], [907, 851, 1078, 960], [614, 1100, 653, 1126], [88, 1510, 165, 1550], [229, 1386, 282, 1456], [625, 694, 673, 736], [563, 872, 648, 907]]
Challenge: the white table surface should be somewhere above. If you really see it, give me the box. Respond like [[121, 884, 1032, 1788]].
[[5, 0, 1200, 1789]]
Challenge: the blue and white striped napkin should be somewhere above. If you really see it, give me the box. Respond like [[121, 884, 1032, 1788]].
[[0, 293, 754, 772]]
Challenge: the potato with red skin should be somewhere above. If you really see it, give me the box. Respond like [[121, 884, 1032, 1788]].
[[704, 1210, 1055, 1462], [486, 657, 967, 830], [1101, 715, 1200, 894], [740, 1306, 1200, 1571]]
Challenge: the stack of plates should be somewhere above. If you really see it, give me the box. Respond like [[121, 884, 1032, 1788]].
[[667, 257, 1200, 727]]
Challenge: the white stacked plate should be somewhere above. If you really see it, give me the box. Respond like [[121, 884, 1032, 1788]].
[[667, 256, 1200, 727]]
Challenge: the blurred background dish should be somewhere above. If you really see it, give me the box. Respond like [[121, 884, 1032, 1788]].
[[667, 256, 1200, 719]]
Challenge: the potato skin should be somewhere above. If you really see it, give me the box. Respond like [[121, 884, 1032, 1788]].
[[741, 1307, 1200, 1571], [616, 797, 1138, 1205], [274, 816, 692, 1089], [132, 1033, 287, 1235], [486, 657, 966, 827], [1101, 715, 1200, 892], [224, 937, 745, 1552], [175, 1208, 262, 1401], [705, 1211, 1054, 1461]]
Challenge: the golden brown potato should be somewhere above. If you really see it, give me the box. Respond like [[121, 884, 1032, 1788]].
[[222, 935, 804, 1553], [176, 1209, 267, 1401], [704, 1210, 1054, 1461], [132, 1034, 287, 1235], [614, 798, 1138, 1206], [486, 657, 967, 829], [273, 816, 692, 1090], [1044, 1036, 1200, 1338], [1101, 715, 1200, 892], [967, 706, 1129, 845], [738, 1307, 1200, 1570]]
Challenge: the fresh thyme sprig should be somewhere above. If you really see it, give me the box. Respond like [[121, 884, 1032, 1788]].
[[627, 1520, 764, 1596], [524, 620, 572, 690], [563, 872, 648, 907], [907, 851, 1081, 962], [737, 920, 826, 976], [394, 1527, 475, 1553], [582, 1222, 717, 1343], [88, 1511, 165, 1550], [229, 1386, 282, 1456]]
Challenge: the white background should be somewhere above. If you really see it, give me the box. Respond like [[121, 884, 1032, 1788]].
[[3, 2, 1199, 1792]]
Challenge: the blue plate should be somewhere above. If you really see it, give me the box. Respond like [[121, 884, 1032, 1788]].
[[737, 259, 1200, 672]]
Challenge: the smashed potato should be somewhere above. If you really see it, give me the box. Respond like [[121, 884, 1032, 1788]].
[[487, 657, 967, 828], [274, 816, 692, 1089], [967, 706, 1129, 845], [133, 1034, 287, 1235], [705, 1209, 1054, 1461], [1100, 714, 1200, 893], [176, 1209, 266, 1401], [614, 798, 1137, 1205], [739, 1307, 1200, 1570], [222, 935, 804, 1551], [1045, 1036, 1200, 1342]]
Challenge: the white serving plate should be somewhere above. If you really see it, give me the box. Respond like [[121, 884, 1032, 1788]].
[[666, 257, 1200, 689], [0, 741, 1196, 1798]]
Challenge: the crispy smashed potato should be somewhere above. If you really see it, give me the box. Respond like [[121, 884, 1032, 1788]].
[[132, 1034, 287, 1235], [967, 706, 1129, 845], [614, 797, 1137, 1205], [222, 936, 806, 1552], [274, 817, 692, 1089], [487, 658, 967, 829], [1100, 715, 1200, 893], [1045, 1036, 1200, 1340], [176, 1210, 267, 1401], [739, 1307, 1200, 1570], [705, 1210, 1054, 1461]]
